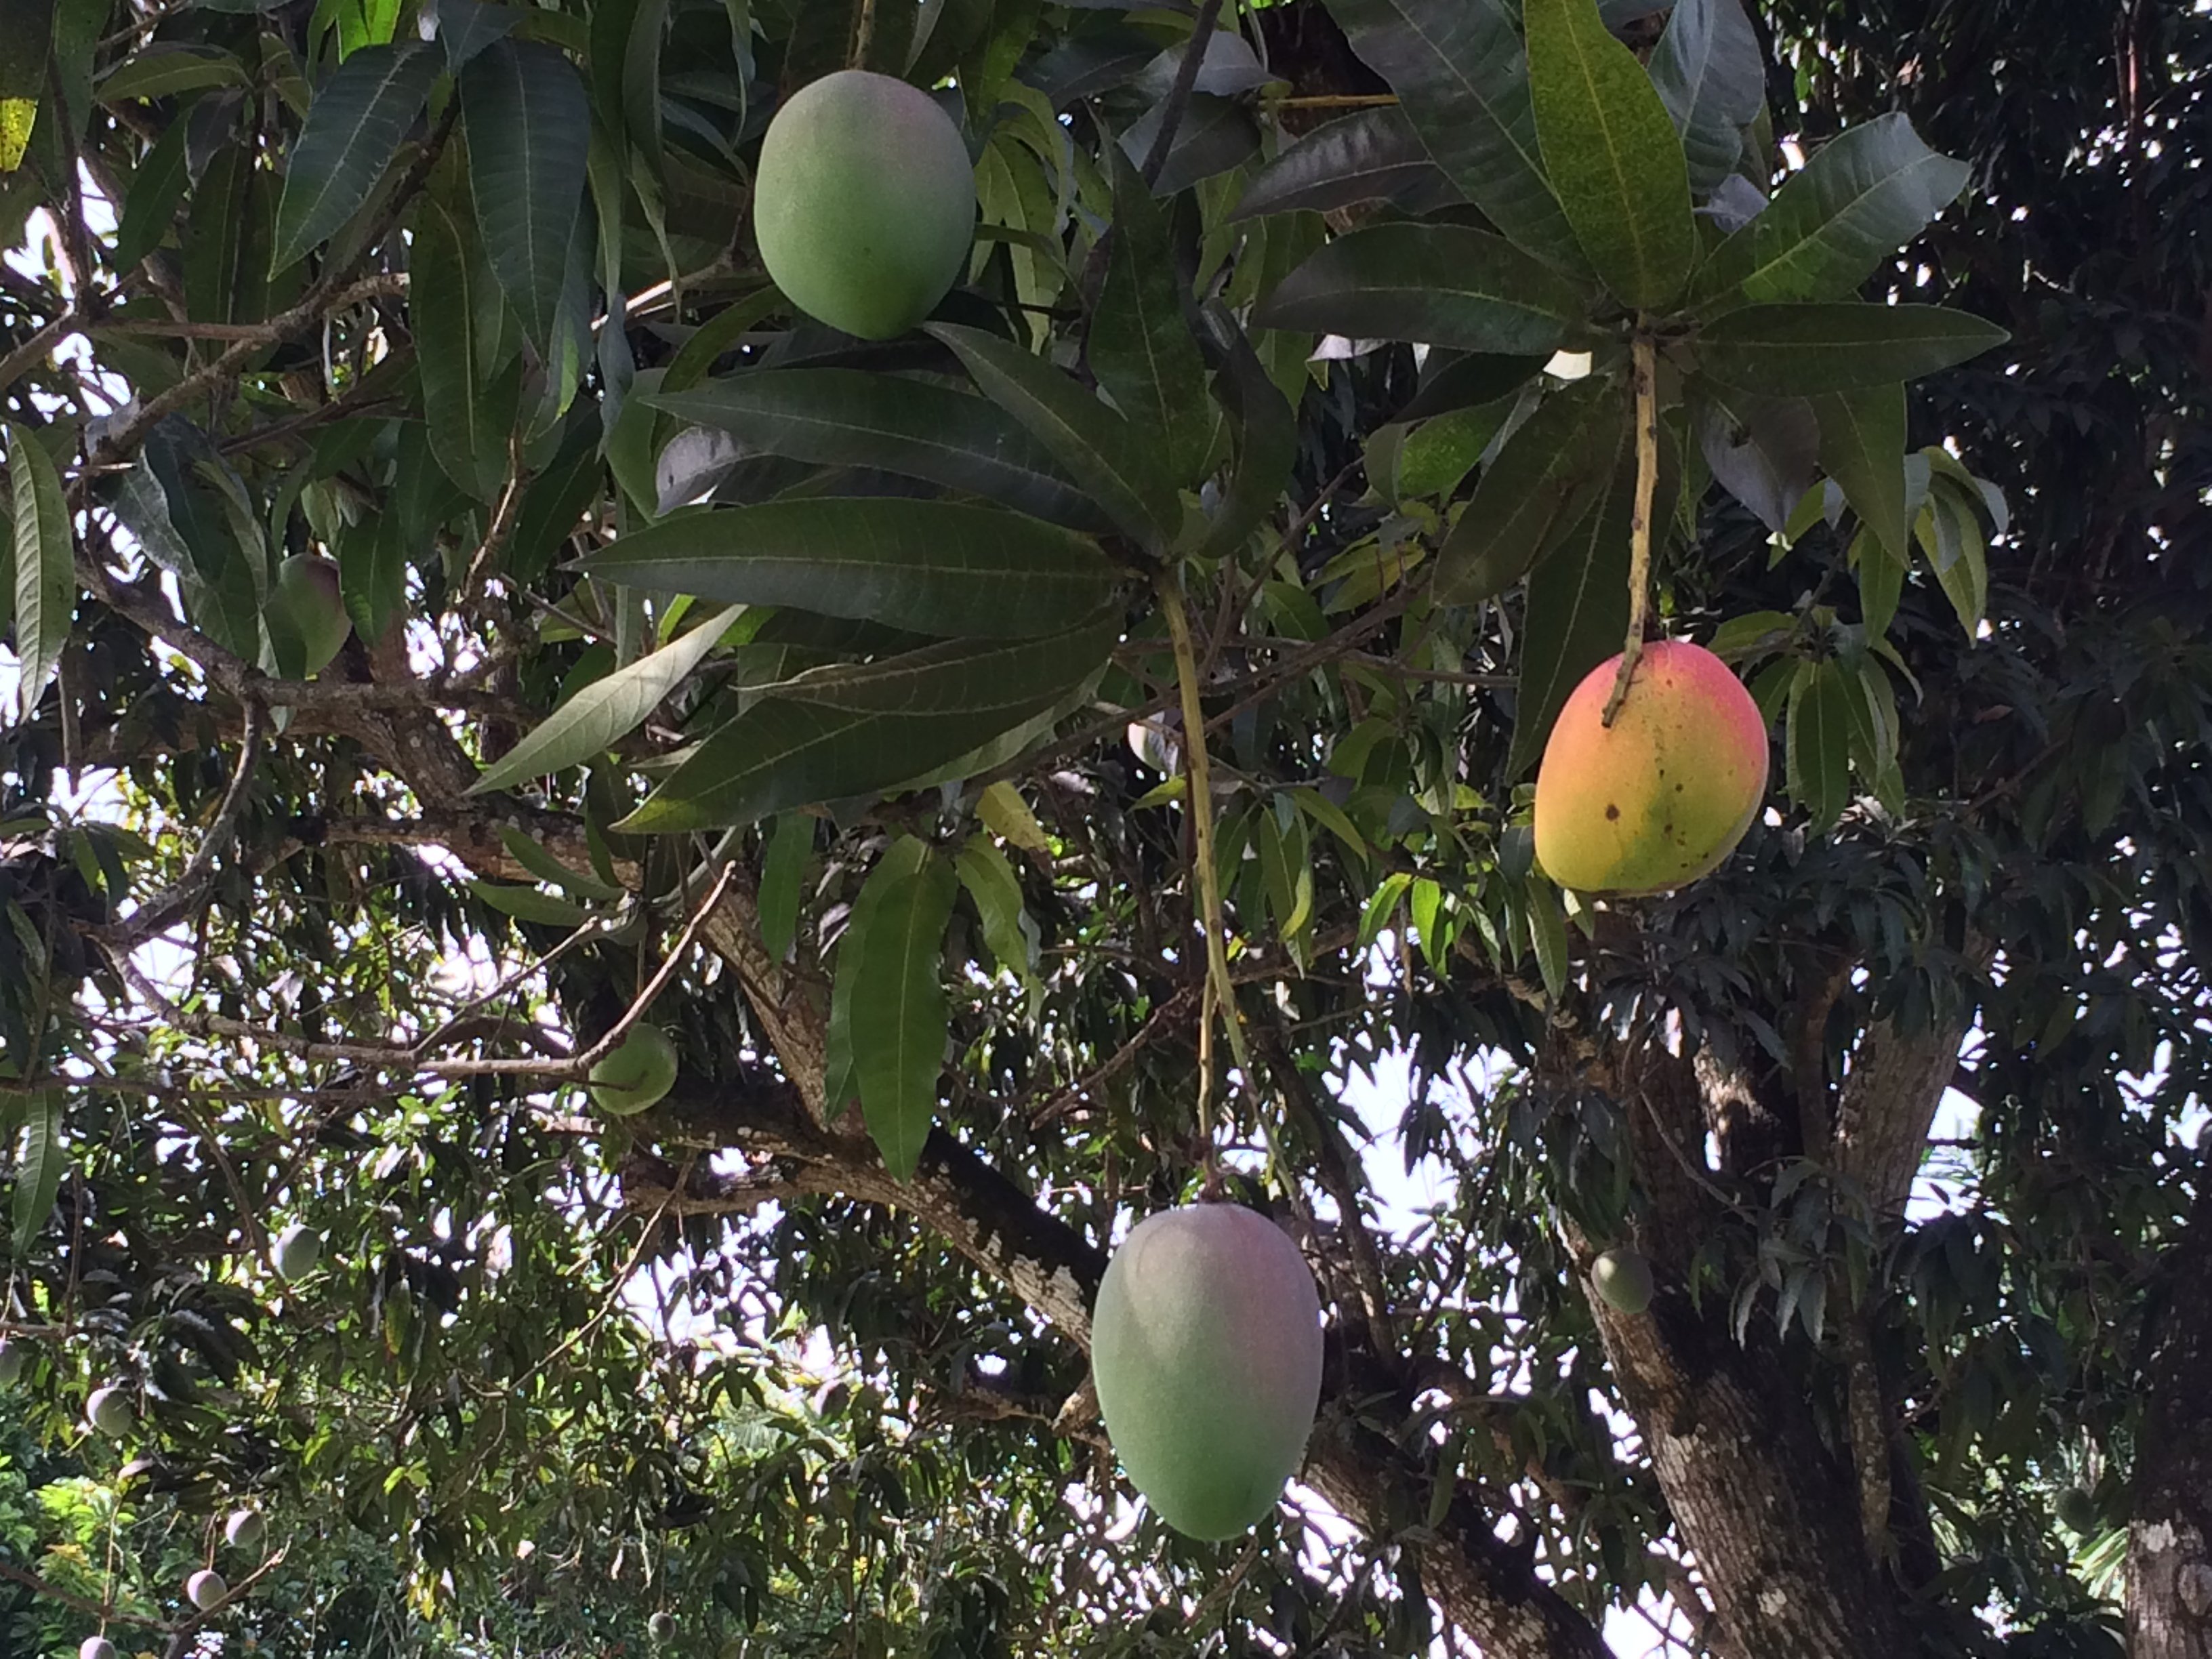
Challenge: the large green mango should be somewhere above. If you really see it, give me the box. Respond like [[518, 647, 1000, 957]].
[[1090, 1204, 1324, 1540]]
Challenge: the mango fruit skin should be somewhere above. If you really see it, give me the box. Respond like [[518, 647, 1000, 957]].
[[1591, 1247, 1654, 1315], [1533, 640, 1769, 896], [1090, 1204, 1324, 1540], [752, 70, 977, 341], [268, 553, 352, 676], [589, 1024, 678, 1116]]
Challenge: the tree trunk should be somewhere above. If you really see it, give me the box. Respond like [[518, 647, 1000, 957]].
[[2130, 1158, 2212, 1656]]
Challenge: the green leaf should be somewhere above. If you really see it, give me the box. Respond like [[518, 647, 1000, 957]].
[[1433, 377, 1624, 605], [1647, 0, 1763, 197], [11, 1089, 63, 1258], [1290, 784, 1369, 866], [1256, 222, 1584, 356], [825, 833, 932, 1115], [1231, 106, 1457, 222], [1523, 0, 1695, 311], [468, 605, 741, 794], [756, 812, 812, 963], [1698, 115, 1971, 306], [97, 44, 254, 103], [1853, 525, 1904, 637], [462, 39, 591, 350], [271, 41, 440, 271], [1706, 609, 1797, 665], [1786, 658, 1852, 829], [1320, 0, 1582, 270], [978, 780, 1051, 852], [1812, 383, 1908, 564], [1527, 880, 1570, 1000], [411, 196, 512, 502], [465, 880, 594, 926], [926, 322, 1181, 555], [954, 834, 1036, 985], [1092, 147, 1212, 487], [335, 511, 407, 649], [1697, 303, 2009, 396], [849, 848, 958, 1181], [619, 611, 1120, 832], [1196, 299, 1297, 560], [1506, 425, 1658, 777], [6, 422, 71, 708], [1390, 398, 1513, 503], [497, 827, 626, 900], [1358, 869, 1412, 951], [647, 370, 1106, 533], [112, 114, 190, 272], [577, 499, 1116, 640], [1916, 485, 1987, 636]]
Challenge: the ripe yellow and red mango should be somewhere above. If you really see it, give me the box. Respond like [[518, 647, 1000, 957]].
[[752, 70, 977, 341], [1090, 1204, 1324, 1540], [1534, 640, 1768, 896]]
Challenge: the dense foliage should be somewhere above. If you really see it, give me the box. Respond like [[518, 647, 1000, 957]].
[[0, 0, 2207, 1655]]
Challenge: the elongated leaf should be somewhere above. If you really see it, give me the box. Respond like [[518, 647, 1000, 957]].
[[1813, 383, 1908, 563], [1695, 392, 1818, 534], [1197, 301, 1297, 560], [1434, 378, 1622, 604], [1697, 115, 1970, 306], [1322, 0, 1582, 269], [12, 1090, 64, 1256], [1697, 303, 2009, 396], [462, 39, 590, 350], [113, 115, 189, 272], [1118, 91, 1258, 197], [849, 847, 957, 1179], [1647, 0, 1763, 196], [647, 370, 1105, 531], [6, 422, 71, 708], [335, 510, 407, 647], [1854, 525, 1904, 637], [411, 197, 511, 501], [498, 826, 626, 899], [825, 834, 932, 1115], [979, 780, 1052, 852], [1399, 349, 1549, 422], [579, 499, 1115, 639], [1786, 658, 1851, 829], [468, 605, 741, 794], [466, 879, 594, 926], [955, 834, 1036, 985], [1256, 222, 1585, 355], [926, 322, 1180, 554], [1092, 147, 1212, 486], [620, 611, 1119, 831], [1507, 432, 1654, 777], [1524, 0, 1694, 310], [1231, 105, 1457, 221], [1527, 880, 1570, 1000], [272, 42, 439, 270], [756, 812, 812, 962], [97, 44, 254, 103]]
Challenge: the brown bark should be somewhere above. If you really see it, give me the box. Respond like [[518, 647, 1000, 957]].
[[2130, 1158, 2212, 1657]]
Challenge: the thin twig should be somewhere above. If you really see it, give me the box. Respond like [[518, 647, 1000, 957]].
[[1602, 332, 1660, 728], [97, 699, 266, 947]]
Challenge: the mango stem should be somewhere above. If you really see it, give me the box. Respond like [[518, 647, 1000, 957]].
[[1159, 571, 1252, 1105], [1602, 331, 1661, 729]]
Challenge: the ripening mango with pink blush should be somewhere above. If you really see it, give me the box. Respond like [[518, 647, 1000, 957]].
[[1533, 640, 1769, 896]]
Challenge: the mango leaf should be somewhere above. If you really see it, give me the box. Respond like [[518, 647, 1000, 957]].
[[1118, 91, 1258, 197], [1321, 0, 1582, 270], [619, 611, 1118, 832], [462, 39, 590, 350], [1433, 377, 1623, 605], [11, 1089, 64, 1257], [1697, 115, 1970, 306], [467, 605, 742, 794], [1399, 349, 1550, 422], [926, 322, 1180, 554], [465, 880, 594, 926], [271, 41, 439, 270], [1786, 658, 1853, 829], [955, 834, 1038, 986], [7, 422, 71, 708], [97, 44, 254, 103], [1854, 524, 1905, 637], [577, 499, 1116, 639], [334, 511, 407, 649], [824, 834, 932, 1116], [1256, 222, 1585, 356], [112, 117, 190, 272], [1195, 298, 1297, 559], [1524, 0, 1695, 311], [1917, 483, 1988, 636], [848, 845, 958, 1180], [647, 369, 1106, 532], [1527, 879, 1570, 1000], [1694, 392, 1818, 535], [411, 196, 512, 502], [1813, 382, 1908, 563], [1696, 303, 2009, 396], [432, 0, 519, 69], [1389, 399, 1513, 502], [1092, 146, 1212, 486], [756, 811, 812, 963], [1647, 0, 1763, 197], [979, 780, 1052, 852], [1506, 428, 1668, 777], [497, 827, 626, 901], [1231, 105, 1458, 221]]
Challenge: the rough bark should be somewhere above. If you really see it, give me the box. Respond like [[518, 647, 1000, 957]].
[[2130, 1158, 2212, 1657]]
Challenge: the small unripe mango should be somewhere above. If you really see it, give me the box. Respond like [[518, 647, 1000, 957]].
[[0, 1338, 23, 1386], [589, 1025, 679, 1117], [272, 1224, 321, 1280], [2056, 1485, 2097, 1534], [224, 1507, 266, 1551], [267, 553, 352, 676], [649, 1611, 676, 1641], [86, 1386, 135, 1438], [1534, 639, 1768, 896], [80, 1637, 119, 1659], [1590, 1248, 1654, 1315], [1090, 1204, 1324, 1540], [752, 70, 976, 340], [186, 1568, 228, 1610]]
